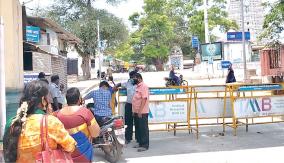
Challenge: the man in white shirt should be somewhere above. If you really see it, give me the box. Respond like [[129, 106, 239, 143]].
[[116, 71, 137, 144], [49, 75, 64, 111]]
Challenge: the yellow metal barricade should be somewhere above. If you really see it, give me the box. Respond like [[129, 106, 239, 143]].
[[117, 86, 198, 138], [223, 83, 284, 136], [188, 85, 231, 139]]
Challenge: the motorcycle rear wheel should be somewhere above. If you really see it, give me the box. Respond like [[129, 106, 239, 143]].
[[102, 130, 123, 163]]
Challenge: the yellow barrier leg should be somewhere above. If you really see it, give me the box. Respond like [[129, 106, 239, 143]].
[[194, 92, 199, 139], [174, 123, 176, 136], [246, 118, 248, 132], [223, 86, 228, 133]]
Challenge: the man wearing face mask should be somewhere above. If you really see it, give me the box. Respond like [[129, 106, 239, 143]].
[[132, 73, 149, 152], [84, 81, 112, 126], [116, 71, 137, 144]]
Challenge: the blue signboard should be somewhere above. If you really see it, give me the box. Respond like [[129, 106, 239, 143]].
[[221, 61, 231, 69], [238, 84, 283, 91], [119, 88, 186, 96], [192, 36, 199, 48], [26, 26, 40, 43], [24, 74, 38, 84], [227, 32, 250, 41]]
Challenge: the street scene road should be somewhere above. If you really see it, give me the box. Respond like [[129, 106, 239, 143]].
[[1, 0, 284, 163], [78, 71, 284, 163]]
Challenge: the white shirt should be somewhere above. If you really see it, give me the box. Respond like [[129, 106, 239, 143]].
[[49, 83, 64, 104], [121, 80, 136, 104]]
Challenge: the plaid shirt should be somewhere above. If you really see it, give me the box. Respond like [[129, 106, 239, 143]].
[[85, 88, 112, 117]]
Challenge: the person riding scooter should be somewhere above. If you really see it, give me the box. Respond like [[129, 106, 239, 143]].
[[169, 65, 181, 85]]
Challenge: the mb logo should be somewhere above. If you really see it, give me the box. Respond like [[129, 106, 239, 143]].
[[248, 98, 272, 112]]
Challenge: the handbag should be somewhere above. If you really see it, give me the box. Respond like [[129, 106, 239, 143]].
[[36, 115, 73, 163]]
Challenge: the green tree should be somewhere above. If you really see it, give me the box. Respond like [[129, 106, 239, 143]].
[[44, 0, 128, 79], [167, 0, 238, 58], [126, 0, 238, 68], [260, 1, 284, 44], [127, 0, 175, 70]]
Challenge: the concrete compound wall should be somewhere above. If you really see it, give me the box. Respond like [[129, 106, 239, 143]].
[[0, 0, 24, 91]]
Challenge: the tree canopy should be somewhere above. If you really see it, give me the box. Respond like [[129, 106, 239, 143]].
[[116, 0, 238, 69], [45, 0, 129, 56], [41, 0, 129, 79], [260, 0, 284, 44]]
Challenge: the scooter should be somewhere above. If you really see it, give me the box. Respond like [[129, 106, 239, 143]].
[[86, 103, 125, 163], [164, 74, 184, 87]]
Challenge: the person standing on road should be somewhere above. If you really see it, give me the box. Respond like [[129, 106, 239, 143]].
[[107, 66, 113, 78], [49, 75, 64, 111], [226, 64, 236, 83], [116, 71, 137, 144], [132, 73, 149, 152]]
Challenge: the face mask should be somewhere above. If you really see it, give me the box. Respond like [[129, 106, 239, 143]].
[[129, 79, 134, 84], [133, 79, 139, 85]]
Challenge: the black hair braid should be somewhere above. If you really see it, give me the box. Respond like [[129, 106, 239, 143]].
[[3, 80, 49, 162], [3, 119, 22, 162]]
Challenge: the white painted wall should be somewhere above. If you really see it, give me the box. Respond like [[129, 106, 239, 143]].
[[0, 16, 6, 138], [67, 46, 83, 76]]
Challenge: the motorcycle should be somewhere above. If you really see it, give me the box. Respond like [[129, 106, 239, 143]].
[[164, 74, 184, 87], [86, 103, 125, 163]]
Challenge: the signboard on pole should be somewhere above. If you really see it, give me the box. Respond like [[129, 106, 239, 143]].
[[227, 32, 250, 41], [221, 61, 231, 69], [200, 42, 223, 61], [192, 36, 199, 48], [26, 26, 40, 43]]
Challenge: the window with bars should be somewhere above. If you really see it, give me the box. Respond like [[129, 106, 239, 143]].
[[269, 47, 282, 69]]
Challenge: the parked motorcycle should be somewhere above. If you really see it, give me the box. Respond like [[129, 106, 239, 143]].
[[86, 103, 124, 163]]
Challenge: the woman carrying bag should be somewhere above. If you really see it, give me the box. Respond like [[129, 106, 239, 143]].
[[3, 80, 76, 163]]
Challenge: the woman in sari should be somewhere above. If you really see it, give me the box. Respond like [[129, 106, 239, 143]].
[[55, 87, 100, 162], [3, 80, 76, 163]]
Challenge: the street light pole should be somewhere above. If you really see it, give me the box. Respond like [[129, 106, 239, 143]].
[[204, 0, 210, 43], [241, 0, 247, 82]]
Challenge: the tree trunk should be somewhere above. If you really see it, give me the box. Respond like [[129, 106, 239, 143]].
[[154, 58, 164, 71], [81, 56, 91, 80]]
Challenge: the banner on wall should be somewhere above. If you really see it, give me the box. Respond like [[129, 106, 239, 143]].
[[234, 96, 284, 118]]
